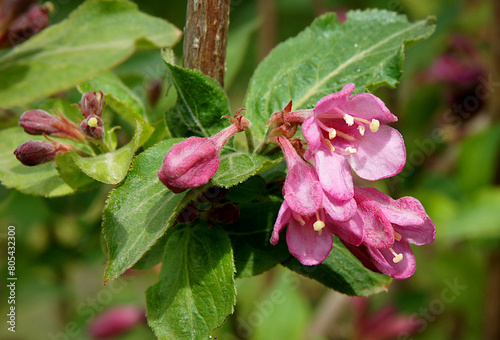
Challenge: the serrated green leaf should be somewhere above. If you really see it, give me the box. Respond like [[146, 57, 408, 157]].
[[226, 201, 290, 278], [244, 10, 435, 140], [283, 239, 392, 296], [164, 63, 230, 138], [103, 138, 187, 282], [72, 119, 154, 184], [146, 223, 236, 340], [211, 151, 282, 188], [78, 71, 147, 124], [0, 0, 181, 107], [0, 127, 74, 197], [55, 152, 97, 190]]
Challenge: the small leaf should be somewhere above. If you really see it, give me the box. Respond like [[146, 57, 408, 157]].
[[103, 139, 187, 282], [211, 150, 282, 188], [78, 71, 147, 124], [283, 239, 392, 296], [146, 223, 236, 340], [244, 10, 435, 140], [0, 127, 74, 197], [72, 119, 154, 185], [164, 62, 231, 138], [0, 0, 181, 107]]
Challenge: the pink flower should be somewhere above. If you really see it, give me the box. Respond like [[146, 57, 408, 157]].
[[301, 84, 406, 199], [341, 187, 435, 279], [270, 136, 362, 266], [158, 110, 249, 193], [88, 305, 146, 339]]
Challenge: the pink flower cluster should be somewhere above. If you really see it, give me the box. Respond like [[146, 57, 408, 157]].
[[269, 84, 435, 279]]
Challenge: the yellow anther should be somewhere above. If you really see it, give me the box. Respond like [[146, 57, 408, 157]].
[[345, 147, 357, 154], [389, 247, 403, 263], [358, 125, 365, 136], [394, 231, 402, 241], [88, 117, 98, 128], [322, 139, 336, 153], [370, 119, 380, 132], [313, 220, 326, 235], [343, 114, 354, 126], [329, 128, 337, 139]]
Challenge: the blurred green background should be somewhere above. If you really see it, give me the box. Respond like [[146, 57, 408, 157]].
[[1, 0, 499, 339]]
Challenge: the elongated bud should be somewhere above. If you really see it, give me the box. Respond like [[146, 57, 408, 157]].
[[14, 139, 72, 166], [0, 3, 50, 48], [88, 306, 146, 339], [158, 110, 250, 193], [80, 114, 104, 139], [19, 109, 85, 141], [77, 91, 105, 118]]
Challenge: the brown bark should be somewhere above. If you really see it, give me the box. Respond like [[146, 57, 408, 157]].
[[183, 0, 231, 87], [485, 250, 500, 340]]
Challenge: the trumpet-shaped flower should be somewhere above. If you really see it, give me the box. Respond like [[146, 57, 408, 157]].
[[342, 187, 435, 279]]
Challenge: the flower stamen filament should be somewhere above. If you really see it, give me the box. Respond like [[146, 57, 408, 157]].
[[389, 247, 403, 263]]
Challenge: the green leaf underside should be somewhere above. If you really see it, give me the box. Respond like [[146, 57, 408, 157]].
[[103, 139, 187, 282], [0, 127, 74, 197], [72, 119, 154, 185], [211, 151, 282, 188], [55, 152, 97, 190], [78, 71, 147, 124], [146, 224, 236, 340], [165, 63, 231, 138], [0, 0, 181, 107], [244, 10, 435, 140], [283, 239, 392, 296]]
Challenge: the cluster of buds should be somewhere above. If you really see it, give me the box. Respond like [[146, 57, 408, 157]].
[[268, 84, 435, 279], [0, 0, 52, 48], [158, 108, 250, 193], [14, 91, 108, 166]]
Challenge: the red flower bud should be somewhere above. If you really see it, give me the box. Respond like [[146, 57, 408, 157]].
[[88, 306, 145, 339], [80, 114, 104, 139], [13, 139, 71, 166], [19, 109, 85, 141], [0, 3, 50, 48], [77, 91, 105, 118]]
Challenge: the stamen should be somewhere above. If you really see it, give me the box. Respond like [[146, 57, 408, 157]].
[[345, 147, 357, 154], [293, 212, 306, 226], [358, 125, 365, 136], [313, 212, 326, 235], [370, 119, 380, 132], [88, 117, 98, 128], [389, 247, 403, 263], [328, 128, 337, 139], [322, 139, 336, 152], [394, 231, 402, 241], [343, 114, 354, 126]]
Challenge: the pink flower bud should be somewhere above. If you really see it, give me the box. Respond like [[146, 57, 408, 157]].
[[158, 110, 250, 193], [19, 109, 85, 141], [77, 91, 105, 118], [0, 3, 50, 48], [88, 306, 145, 339], [80, 114, 104, 139], [13, 139, 72, 166]]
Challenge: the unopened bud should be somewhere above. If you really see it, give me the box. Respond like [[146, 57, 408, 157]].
[[19, 109, 85, 141], [78, 91, 105, 117], [88, 306, 146, 339], [147, 79, 162, 107], [14, 139, 71, 166], [205, 202, 240, 224], [175, 201, 199, 224], [80, 114, 104, 139], [0, 4, 49, 48]]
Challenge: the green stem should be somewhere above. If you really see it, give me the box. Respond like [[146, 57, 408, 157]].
[[244, 128, 255, 153]]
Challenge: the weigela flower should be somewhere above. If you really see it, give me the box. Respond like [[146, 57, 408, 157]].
[[341, 187, 435, 279], [14, 139, 72, 166], [80, 114, 104, 140], [19, 109, 85, 141], [270, 136, 362, 266], [77, 91, 105, 118], [301, 83, 406, 199], [158, 110, 250, 193]]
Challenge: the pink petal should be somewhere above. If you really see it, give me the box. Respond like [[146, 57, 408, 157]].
[[302, 116, 322, 158], [322, 193, 357, 222], [270, 202, 292, 245], [329, 211, 364, 246], [314, 83, 355, 115], [341, 241, 381, 273], [381, 196, 428, 227], [284, 163, 323, 216], [375, 241, 416, 279], [394, 219, 435, 246], [286, 218, 333, 266], [357, 203, 394, 249], [315, 145, 353, 200], [341, 92, 398, 123], [347, 125, 406, 180]]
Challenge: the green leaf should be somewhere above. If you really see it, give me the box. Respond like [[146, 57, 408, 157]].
[[212, 151, 282, 188], [0, 127, 74, 197], [226, 200, 290, 278], [78, 71, 147, 124], [0, 0, 181, 108], [72, 119, 154, 185], [283, 239, 392, 296], [103, 139, 187, 282], [55, 152, 97, 190], [146, 223, 236, 340], [244, 10, 435, 140], [164, 62, 231, 138]]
